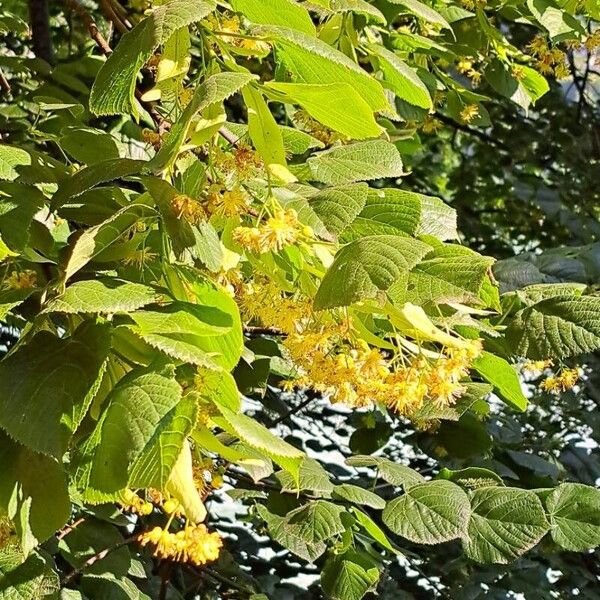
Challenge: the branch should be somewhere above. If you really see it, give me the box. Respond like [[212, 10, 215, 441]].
[[99, 0, 129, 34], [268, 393, 317, 427], [0, 70, 10, 95], [243, 325, 284, 337], [27, 0, 55, 65], [61, 536, 136, 585], [56, 517, 85, 541], [63, 0, 112, 55]]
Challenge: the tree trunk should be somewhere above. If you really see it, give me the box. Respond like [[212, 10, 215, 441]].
[[28, 0, 54, 65]]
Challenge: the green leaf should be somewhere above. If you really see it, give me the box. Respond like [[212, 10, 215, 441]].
[[387, 0, 451, 29], [439, 467, 504, 489], [259, 25, 389, 112], [51, 158, 146, 209], [0, 548, 60, 599], [314, 235, 430, 309], [62, 203, 153, 281], [129, 394, 197, 489], [310, 183, 368, 236], [506, 295, 600, 359], [267, 82, 382, 139], [369, 44, 432, 109], [307, 140, 404, 185], [0, 144, 32, 181], [0, 183, 46, 251], [90, 366, 183, 492], [242, 85, 287, 167], [276, 457, 334, 495], [382, 480, 470, 544], [286, 500, 345, 545], [527, 0, 583, 40], [485, 60, 549, 111], [0, 323, 109, 458], [0, 439, 70, 552], [231, 0, 315, 34], [150, 72, 255, 171], [332, 484, 385, 510], [175, 270, 244, 369], [346, 188, 456, 240], [350, 508, 398, 553], [545, 483, 600, 551], [90, 0, 216, 117], [463, 487, 549, 563], [43, 279, 159, 314], [212, 405, 304, 482], [472, 352, 527, 411], [321, 551, 380, 600], [256, 505, 326, 562], [59, 127, 120, 165], [389, 244, 494, 306], [323, 0, 386, 23], [125, 301, 233, 367], [346, 455, 424, 488]]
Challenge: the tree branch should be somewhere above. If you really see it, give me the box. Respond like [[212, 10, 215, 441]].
[[63, 0, 112, 55], [27, 0, 54, 65]]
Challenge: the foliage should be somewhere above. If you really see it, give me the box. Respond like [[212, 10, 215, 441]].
[[0, 0, 599, 598]]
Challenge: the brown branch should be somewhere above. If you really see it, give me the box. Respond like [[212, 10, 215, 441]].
[[99, 0, 129, 34], [63, 0, 112, 55], [56, 517, 85, 541], [0, 70, 10, 95], [243, 325, 284, 336], [28, 0, 55, 65], [218, 126, 241, 146], [61, 535, 137, 585]]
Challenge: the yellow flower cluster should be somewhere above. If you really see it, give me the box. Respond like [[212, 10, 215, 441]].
[[238, 279, 312, 334], [3, 269, 37, 290], [139, 523, 222, 566], [540, 368, 580, 394], [206, 187, 251, 218], [456, 59, 482, 85], [522, 358, 553, 374], [585, 30, 600, 51], [233, 209, 308, 254], [119, 489, 154, 516], [460, 0, 486, 8], [206, 13, 270, 55], [421, 115, 443, 134], [527, 35, 569, 78], [171, 194, 206, 224], [294, 109, 344, 145], [0, 518, 16, 549], [283, 328, 482, 416], [460, 104, 479, 124]]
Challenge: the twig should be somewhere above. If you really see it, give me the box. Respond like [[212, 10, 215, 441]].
[[243, 325, 284, 337], [56, 517, 85, 541], [63, 0, 112, 55], [218, 126, 241, 146], [0, 70, 10, 95], [99, 0, 129, 34], [61, 536, 137, 585], [268, 393, 317, 427]]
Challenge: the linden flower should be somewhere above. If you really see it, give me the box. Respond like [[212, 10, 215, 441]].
[[528, 35, 549, 56], [460, 104, 479, 124], [232, 226, 262, 253], [421, 116, 443, 134], [522, 358, 553, 374], [540, 368, 581, 393], [119, 489, 153, 516], [139, 524, 222, 566], [208, 187, 250, 217], [171, 194, 206, 224], [3, 270, 37, 290], [260, 209, 300, 252], [512, 65, 526, 81]]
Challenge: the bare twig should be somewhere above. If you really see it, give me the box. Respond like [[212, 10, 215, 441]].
[[0, 70, 10, 95], [218, 126, 241, 146], [61, 536, 137, 585], [56, 517, 85, 541], [63, 0, 112, 55], [99, 0, 129, 34]]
